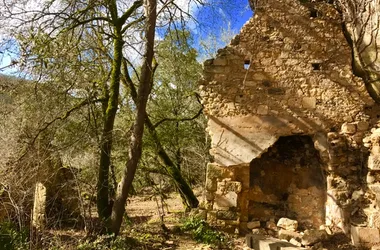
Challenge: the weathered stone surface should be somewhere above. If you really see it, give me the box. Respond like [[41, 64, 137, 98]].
[[301, 229, 328, 246], [277, 218, 298, 231], [369, 211, 380, 228], [207, 116, 278, 166], [201, 0, 375, 233], [351, 226, 380, 247], [213, 58, 227, 66], [216, 210, 239, 220], [266, 220, 278, 231], [289, 238, 302, 247], [368, 155, 380, 170], [214, 192, 237, 208], [32, 182, 47, 230], [257, 105, 269, 115], [341, 123, 357, 134], [247, 221, 261, 229], [246, 235, 306, 250], [357, 121, 370, 131], [302, 97, 316, 109], [278, 229, 302, 241]]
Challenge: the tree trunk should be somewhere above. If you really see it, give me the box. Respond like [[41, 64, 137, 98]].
[[338, 0, 380, 102], [121, 62, 199, 210], [144, 119, 199, 209], [110, 0, 157, 236], [97, 27, 123, 222]]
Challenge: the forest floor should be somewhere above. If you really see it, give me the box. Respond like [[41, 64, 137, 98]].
[[45, 189, 359, 250]]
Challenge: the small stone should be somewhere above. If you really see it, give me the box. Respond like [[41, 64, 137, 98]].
[[247, 221, 261, 229], [277, 218, 298, 231], [341, 122, 357, 134]]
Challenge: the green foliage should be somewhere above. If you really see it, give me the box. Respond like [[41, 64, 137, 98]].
[[141, 29, 209, 187], [181, 217, 224, 245], [77, 234, 139, 250], [0, 222, 29, 250]]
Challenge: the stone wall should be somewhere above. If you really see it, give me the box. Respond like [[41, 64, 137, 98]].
[[200, 0, 380, 247]]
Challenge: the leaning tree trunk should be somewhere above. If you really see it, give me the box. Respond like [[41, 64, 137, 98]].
[[110, 0, 157, 236], [145, 118, 199, 209], [121, 57, 199, 210]]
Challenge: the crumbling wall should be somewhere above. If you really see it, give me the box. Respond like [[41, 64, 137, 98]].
[[200, 0, 380, 246]]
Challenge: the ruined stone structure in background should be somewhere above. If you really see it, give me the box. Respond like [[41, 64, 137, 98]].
[[200, 0, 380, 247]]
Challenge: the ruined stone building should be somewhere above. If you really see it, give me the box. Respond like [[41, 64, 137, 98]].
[[200, 0, 380, 247]]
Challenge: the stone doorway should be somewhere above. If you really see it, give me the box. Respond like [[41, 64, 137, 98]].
[[248, 135, 326, 229]]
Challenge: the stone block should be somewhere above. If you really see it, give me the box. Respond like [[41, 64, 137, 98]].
[[369, 212, 380, 228], [277, 218, 298, 231], [257, 105, 269, 115], [266, 220, 278, 231], [225, 181, 242, 193], [302, 97, 316, 109], [214, 192, 238, 208], [247, 221, 261, 229], [278, 229, 302, 241], [245, 235, 306, 250], [205, 191, 214, 201], [268, 87, 286, 95], [205, 178, 217, 192], [207, 211, 217, 224], [357, 121, 369, 131], [252, 72, 268, 81], [341, 123, 357, 134], [301, 229, 328, 246], [289, 238, 302, 247], [244, 80, 256, 86], [351, 226, 380, 247], [369, 155, 380, 170], [213, 58, 227, 66], [252, 228, 267, 235], [206, 66, 229, 74]]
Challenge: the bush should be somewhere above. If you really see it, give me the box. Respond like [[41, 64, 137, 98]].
[[0, 222, 29, 250], [181, 217, 224, 245]]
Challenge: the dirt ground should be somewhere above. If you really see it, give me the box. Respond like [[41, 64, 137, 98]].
[[45, 190, 359, 249], [122, 191, 247, 250]]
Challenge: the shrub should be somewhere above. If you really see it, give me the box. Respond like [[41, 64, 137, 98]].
[[181, 217, 224, 245], [0, 222, 29, 250]]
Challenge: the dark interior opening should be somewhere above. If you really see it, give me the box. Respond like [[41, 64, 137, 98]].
[[244, 60, 251, 70], [248, 135, 326, 229], [310, 9, 318, 18], [312, 63, 321, 71]]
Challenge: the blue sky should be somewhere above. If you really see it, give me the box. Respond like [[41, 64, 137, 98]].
[[0, 0, 252, 75], [193, 0, 252, 57]]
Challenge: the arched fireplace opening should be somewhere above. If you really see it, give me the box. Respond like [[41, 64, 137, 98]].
[[249, 135, 326, 230]]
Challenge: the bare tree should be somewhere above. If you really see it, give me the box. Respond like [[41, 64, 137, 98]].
[[337, 0, 380, 102]]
